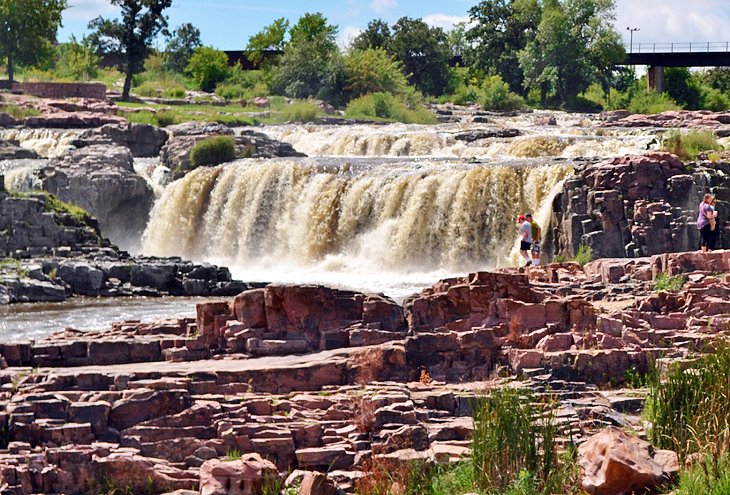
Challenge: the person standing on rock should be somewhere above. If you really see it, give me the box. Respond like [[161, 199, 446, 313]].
[[697, 193, 717, 252], [529, 214, 542, 266], [709, 196, 722, 249], [519, 214, 533, 266]]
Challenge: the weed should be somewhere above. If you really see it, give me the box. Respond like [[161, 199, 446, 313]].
[[226, 448, 241, 461], [653, 272, 686, 292], [0, 104, 40, 120], [674, 452, 730, 495], [662, 129, 722, 161], [281, 100, 321, 123]]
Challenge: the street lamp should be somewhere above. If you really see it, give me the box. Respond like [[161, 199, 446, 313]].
[[627, 27, 640, 53]]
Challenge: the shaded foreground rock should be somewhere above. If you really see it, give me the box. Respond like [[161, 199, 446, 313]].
[[579, 427, 679, 495]]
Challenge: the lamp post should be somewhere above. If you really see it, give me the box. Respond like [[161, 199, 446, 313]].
[[627, 27, 640, 53]]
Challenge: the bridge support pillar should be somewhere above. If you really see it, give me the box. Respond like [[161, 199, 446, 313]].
[[648, 65, 665, 93]]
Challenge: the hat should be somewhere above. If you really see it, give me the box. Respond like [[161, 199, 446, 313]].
[[517, 215, 525, 222]]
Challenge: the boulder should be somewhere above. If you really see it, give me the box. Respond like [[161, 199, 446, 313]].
[[578, 427, 679, 495], [72, 123, 169, 157], [199, 453, 279, 495], [41, 145, 154, 251]]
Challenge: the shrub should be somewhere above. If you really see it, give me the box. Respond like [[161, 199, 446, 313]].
[[124, 110, 159, 126], [186, 46, 230, 92], [189, 136, 236, 167], [627, 89, 682, 114], [702, 87, 730, 111], [0, 105, 39, 119], [134, 81, 160, 97], [662, 129, 723, 160], [345, 92, 437, 124], [646, 342, 730, 461], [481, 75, 526, 111], [344, 47, 409, 99], [281, 100, 321, 123], [653, 272, 686, 292], [574, 244, 592, 266], [155, 110, 180, 127], [215, 83, 248, 100], [162, 86, 185, 99]]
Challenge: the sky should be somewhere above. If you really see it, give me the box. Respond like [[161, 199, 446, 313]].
[[58, 0, 730, 51]]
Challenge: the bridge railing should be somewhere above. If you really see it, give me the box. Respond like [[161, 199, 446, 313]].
[[627, 42, 730, 53]]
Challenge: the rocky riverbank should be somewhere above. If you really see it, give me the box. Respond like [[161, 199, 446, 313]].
[[0, 249, 727, 494]]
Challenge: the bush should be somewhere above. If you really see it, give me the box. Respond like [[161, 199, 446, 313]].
[[134, 81, 161, 97], [344, 47, 409, 99], [155, 110, 180, 127], [653, 272, 686, 292], [646, 342, 730, 461], [662, 129, 722, 160], [162, 86, 185, 99], [189, 136, 236, 167], [481, 75, 526, 111], [281, 100, 321, 123], [345, 92, 437, 124], [0, 105, 39, 119], [627, 89, 682, 114], [186, 46, 230, 92], [702, 87, 730, 111], [215, 83, 248, 100], [574, 244, 592, 266]]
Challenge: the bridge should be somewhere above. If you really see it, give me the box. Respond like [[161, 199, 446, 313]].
[[624, 42, 730, 92]]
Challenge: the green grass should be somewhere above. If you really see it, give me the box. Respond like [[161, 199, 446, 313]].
[[12, 190, 92, 224], [0, 104, 40, 120], [674, 452, 730, 495], [645, 343, 730, 462], [653, 272, 686, 292], [345, 92, 437, 124], [662, 129, 723, 161], [0, 258, 29, 277], [627, 90, 682, 114], [281, 100, 322, 123]]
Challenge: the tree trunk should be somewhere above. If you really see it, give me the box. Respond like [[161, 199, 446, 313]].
[[122, 68, 133, 101], [7, 52, 14, 85]]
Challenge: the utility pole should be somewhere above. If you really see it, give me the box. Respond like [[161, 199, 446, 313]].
[[627, 27, 640, 53]]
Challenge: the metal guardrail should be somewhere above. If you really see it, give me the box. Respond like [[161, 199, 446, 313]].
[[626, 42, 730, 54]]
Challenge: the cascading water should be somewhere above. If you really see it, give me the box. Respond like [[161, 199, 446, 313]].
[[0, 128, 80, 158], [142, 158, 573, 298]]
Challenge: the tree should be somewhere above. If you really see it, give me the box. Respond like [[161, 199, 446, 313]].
[[465, 0, 542, 95], [270, 13, 346, 104], [664, 67, 702, 109], [246, 17, 288, 67], [164, 22, 201, 73], [351, 19, 391, 51], [0, 0, 66, 83], [389, 17, 451, 96], [58, 35, 99, 80], [186, 46, 229, 92], [519, 0, 624, 106], [88, 0, 172, 101], [344, 47, 408, 98]]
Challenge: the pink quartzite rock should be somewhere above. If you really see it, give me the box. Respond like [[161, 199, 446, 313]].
[[298, 470, 337, 495], [578, 427, 679, 495], [199, 453, 279, 495]]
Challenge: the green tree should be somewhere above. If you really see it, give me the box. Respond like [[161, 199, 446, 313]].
[[270, 13, 346, 104], [88, 0, 172, 101], [465, 0, 542, 95], [186, 46, 229, 92], [58, 35, 99, 80], [0, 0, 66, 83], [164, 22, 201, 73], [664, 67, 702, 109], [699, 67, 730, 93], [389, 17, 451, 96], [519, 0, 624, 107], [345, 47, 409, 98], [351, 19, 391, 51], [246, 17, 289, 67]]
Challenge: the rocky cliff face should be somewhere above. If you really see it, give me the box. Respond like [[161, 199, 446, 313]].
[[40, 145, 154, 251], [552, 152, 730, 258]]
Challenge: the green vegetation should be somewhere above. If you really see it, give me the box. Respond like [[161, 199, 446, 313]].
[[675, 452, 730, 495], [225, 448, 241, 461], [186, 46, 230, 92], [11, 190, 92, 224], [0, 104, 40, 120], [189, 135, 236, 168], [662, 129, 723, 161], [653, 272, 686, 292], [281, 100, 321, 123], [646, 343, 730, 462], [574, 244, 592, 266], [346, 92, 437, 124]]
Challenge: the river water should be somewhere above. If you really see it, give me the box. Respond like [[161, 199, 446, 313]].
[[2, 112, 659, 337]]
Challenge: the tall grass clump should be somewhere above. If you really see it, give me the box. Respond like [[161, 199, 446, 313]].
[[674, 452, 730, 495], [646, 342, 730, 462], [345, 92, 437, 124], [662, 129, 722, 161], [189, 136, 236, 167], [280, 100, 321, 123], [472, 388, 566, 494], [0, 105, 40, 120]]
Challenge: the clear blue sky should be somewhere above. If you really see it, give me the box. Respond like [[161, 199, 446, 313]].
[[59, 0, 730, 51]]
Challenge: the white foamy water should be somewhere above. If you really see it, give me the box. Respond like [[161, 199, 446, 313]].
[[0, 128, 81, 158]]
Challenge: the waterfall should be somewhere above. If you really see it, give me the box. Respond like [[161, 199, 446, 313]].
[[1, 159, 47, 192], [0, 128, 80, 157], [142, 159, 573, 286]]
